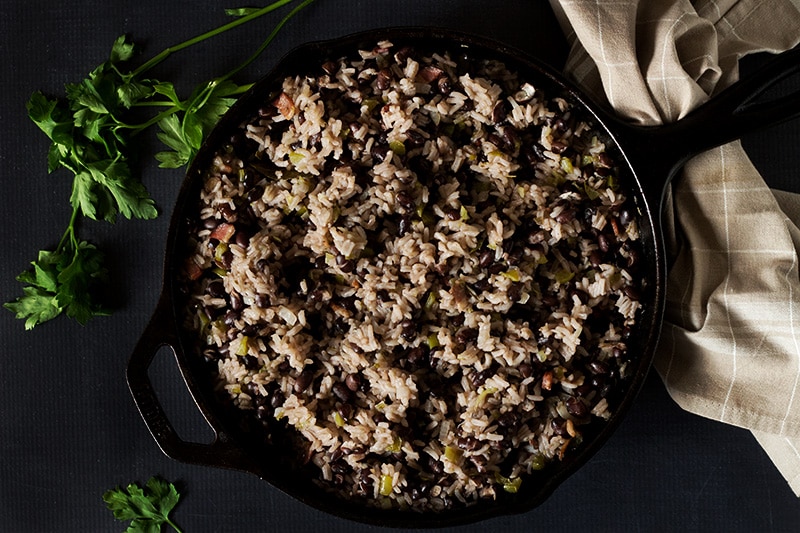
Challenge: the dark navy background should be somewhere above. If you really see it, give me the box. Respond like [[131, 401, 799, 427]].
[[1, 1, 799, 531]]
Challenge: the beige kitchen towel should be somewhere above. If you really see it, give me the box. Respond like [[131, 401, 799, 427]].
[[549, 0, 800, 495]]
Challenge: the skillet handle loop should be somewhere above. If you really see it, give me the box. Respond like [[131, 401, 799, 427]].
[[127, 292, 252, 472]]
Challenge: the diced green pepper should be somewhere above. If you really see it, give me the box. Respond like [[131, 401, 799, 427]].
[[386, 437, 402, 453], [333, 411, 346, 427], [389, 140, 406, 156], [379, 474, 393, 496], [554, 269, 574, 284], [427, 333, 440, 349], [236, 336, 249, 356], [444, 445, 463, 463], [530, 453, 547, 471]]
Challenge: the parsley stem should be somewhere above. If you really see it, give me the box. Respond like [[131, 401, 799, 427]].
[[165, 517, 183, 533], [218, 0, 317, 83], [58, 205, 80, 253], [130, 0, 298, 78], [118, 105, 182, 135]]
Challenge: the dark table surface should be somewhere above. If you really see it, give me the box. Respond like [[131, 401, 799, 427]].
[[2, 1, 800, 531]]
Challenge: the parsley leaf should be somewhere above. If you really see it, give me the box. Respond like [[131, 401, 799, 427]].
[[4, 240, 109, 329], [8, 0, 317, 329], [103, 476, 183, 533]]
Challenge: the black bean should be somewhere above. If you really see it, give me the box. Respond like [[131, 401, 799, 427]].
[[336, 254, 355, 273], [330, 459, 348, 476], [479, 249, 495, 268], [597, 152, 613, 168], [472, 279, 491, 292], [398, 215, 411, 236], [255, 294, 270, 308], [518, 362, 533, 378], [566, 396, 589, 418], [497, 411, 520, 429], [255, 405, 272, 422], [551, 417, 569, 437], [218, 204, 236, 221], [550, 141, 568, 154], [220, 250, 233, 269], [345, 373, 362, 392], [332, 382, 352, 403], [230, 292, 244, 312], [406, 346, 428, 367], [437, 76, 452, 95], [588, 360, 609, 375], [371, 143, 389, 162], [355, 469, 371, 496], [527, 229, 546, 245], [223, 310, 238, 326], [337, 402, 353, 421], [455, 328, 478, 344], [294, 368, 314, 394], [624, 285, 641, 301], [589, 250, 603, 267], [471, 368, 494, 387], [240, 355, 260, 373], [443, 206, 460, 221], [394, 46, 415, 64], [376, 289, 391, 302], [507, 246, 524, 266], [501, 127, 519, 152], [428, 457, 444, 475], [487, 133, 504, 149], [321, 60, 338, 76], [400, 320, 416, 341], [235, 230, 251, 249], [206, 280, 226, 298], [269, 389, 286, 409], [243, 324, 261, 338], [456, 436, 480, 451], [555, 207, 575, 224], [376, 68, 392, 91], [488, 263, 505, 275], [202, 218, 218, 230], [532, 142, 547, 162], [406, 129, 425, 147], [396, 190, 415, 210], [491, 101, 507, 124], [597, 233, 610, 253], [507, 283, 522, 302]]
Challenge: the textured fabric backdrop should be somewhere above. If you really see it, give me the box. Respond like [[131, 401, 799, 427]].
[[549, 0, 800, 494]]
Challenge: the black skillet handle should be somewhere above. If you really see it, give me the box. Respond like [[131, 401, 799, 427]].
[[670, 45, 800, 154], [612, 45, 800, 205], [127, 291, 253, 473]]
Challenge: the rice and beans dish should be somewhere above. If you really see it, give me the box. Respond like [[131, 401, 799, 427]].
[[181, 40, 644, 511]]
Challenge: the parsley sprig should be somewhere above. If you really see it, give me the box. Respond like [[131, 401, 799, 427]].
[[103, 476, 183, 533], [5, 0, 315, 329]]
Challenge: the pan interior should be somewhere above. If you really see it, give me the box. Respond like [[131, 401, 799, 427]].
[[166, 29, 661, 527]]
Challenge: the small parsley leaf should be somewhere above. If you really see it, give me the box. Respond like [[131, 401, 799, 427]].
[[103, 477, 183, 533]]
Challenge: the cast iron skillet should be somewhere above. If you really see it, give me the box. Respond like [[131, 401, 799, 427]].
[[127, 27, 800, 528]]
